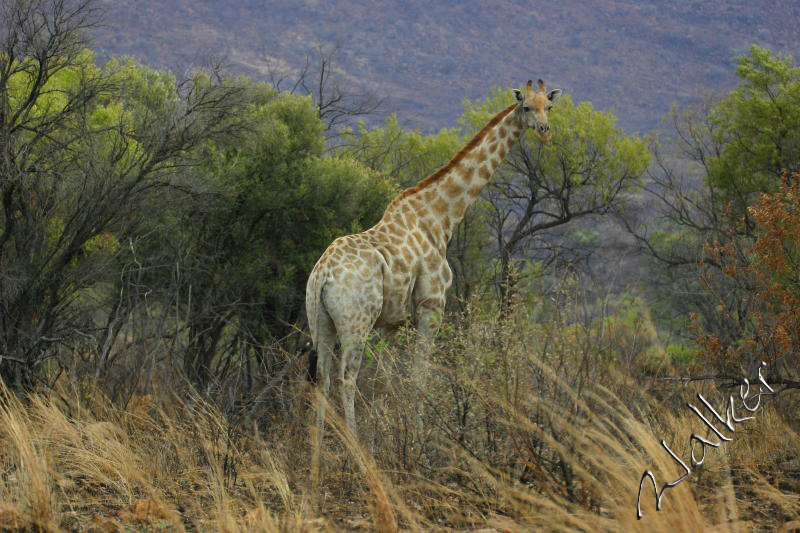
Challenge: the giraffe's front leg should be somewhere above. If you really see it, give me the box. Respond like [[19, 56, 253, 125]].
[[413, 266, 449, 377], [411, 269, 447, 439], [413, 296, 444, 383], [408, 296, 443, 439]]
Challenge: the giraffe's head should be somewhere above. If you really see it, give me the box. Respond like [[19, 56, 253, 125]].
[[513, 79, 562, 143]]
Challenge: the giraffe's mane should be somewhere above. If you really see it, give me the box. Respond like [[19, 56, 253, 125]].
[[383, 103, 517, 214]]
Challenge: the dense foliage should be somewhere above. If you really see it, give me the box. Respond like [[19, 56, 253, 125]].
[[633, 46, 800, 380], [697, 171, 800, 386]]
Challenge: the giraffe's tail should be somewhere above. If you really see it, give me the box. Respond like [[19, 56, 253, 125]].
[[298, 341, 318, 383], [305, 261, 327, 382]]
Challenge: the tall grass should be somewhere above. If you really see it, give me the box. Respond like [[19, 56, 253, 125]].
[[0, 295, 797, 531]]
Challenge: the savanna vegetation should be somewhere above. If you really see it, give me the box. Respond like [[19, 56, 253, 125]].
[[0, 1, 797, 531]]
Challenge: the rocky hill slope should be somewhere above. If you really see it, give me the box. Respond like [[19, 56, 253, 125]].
[[93, 0, 800, 133]]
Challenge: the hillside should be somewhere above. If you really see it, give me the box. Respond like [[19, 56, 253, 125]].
[[92, 0, 800, 134]]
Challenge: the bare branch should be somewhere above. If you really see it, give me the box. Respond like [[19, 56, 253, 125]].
[[261, 43, 385, 135]]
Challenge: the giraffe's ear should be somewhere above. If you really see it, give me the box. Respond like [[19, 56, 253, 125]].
[[513, 89, 523, 102], [547, 89, 562, 103]]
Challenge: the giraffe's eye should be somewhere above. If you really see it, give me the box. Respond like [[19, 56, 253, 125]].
[[522, 105, 530, 112]]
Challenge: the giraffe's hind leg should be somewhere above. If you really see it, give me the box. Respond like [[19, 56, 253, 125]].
[[338, 330, 368, 436], [310, 308, 336, 503], [324, 282, 383, 437], [313, 312, 336, 438]]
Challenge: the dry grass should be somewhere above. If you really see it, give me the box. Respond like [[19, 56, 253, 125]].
[[0, 303, 797, 532]]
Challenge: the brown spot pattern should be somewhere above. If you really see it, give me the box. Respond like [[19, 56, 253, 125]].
[[443, 176, 465, 198], [432, 196, 449, 217], [442, 268, 452, 284], [452, 198, 466, 218]]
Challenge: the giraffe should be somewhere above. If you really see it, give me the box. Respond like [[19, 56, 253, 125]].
[[305, 78, 561, 474]]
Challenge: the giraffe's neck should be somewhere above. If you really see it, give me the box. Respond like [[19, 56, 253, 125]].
[[383, 104, 524, 247]]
